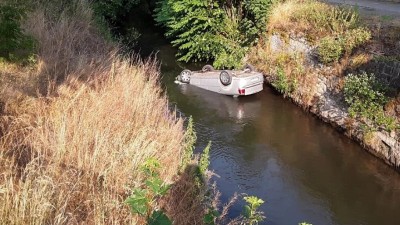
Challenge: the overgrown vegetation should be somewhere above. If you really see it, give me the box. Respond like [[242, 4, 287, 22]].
[[248, 0, 400, 144], [0, 0, 36, 62], [0, 0, 186, 223], [344, 73, 397, 131], [154, 0, 276, 69], [248, 0, 374, 106]]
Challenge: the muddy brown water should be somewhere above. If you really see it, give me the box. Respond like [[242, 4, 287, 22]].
[[129, 19, 400, 225]]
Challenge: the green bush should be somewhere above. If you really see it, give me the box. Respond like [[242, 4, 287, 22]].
[[125, 158, 172, 225], [342, 27, 371, 54], [93, 0, 139, 22], [272, 67, 295, 95], [154, 0, 274, 69], [344, 73, 397, 131], [0, 1, 36, 62], [317, 36, 343, 63], [318, 27, 370, 64]]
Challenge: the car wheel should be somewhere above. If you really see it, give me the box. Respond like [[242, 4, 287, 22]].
[[202, 65, 215, 72], [220, 70, 232, 86], [180, 69, 192, 83], [243, 64, 255, 72]]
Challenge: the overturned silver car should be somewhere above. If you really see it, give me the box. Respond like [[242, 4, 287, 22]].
[[176, 65, 264, 97]]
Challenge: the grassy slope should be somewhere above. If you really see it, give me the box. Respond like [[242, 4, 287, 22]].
[[0, 1, 185, 224], [249, 0, 400, 161]]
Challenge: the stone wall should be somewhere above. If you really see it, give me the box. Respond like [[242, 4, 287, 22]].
[[267, 35, 400, 171], [365, 59, 400, 92]]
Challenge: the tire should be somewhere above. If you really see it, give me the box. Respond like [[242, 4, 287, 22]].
[[220, 70, 232, 86], [180, 69, 192, 83], [243, 64, 255, 72], [202, 64, 215, 72]]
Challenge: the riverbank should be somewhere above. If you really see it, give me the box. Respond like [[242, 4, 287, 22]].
[[0, 0, 190, 223], [249, 0, 400, 171]]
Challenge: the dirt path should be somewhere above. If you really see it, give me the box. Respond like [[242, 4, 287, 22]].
[[323, 0, 400, 17]]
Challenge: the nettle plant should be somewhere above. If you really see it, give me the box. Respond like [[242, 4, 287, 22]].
[[242, 196, 265, 225], [125, 158, 172, 225]]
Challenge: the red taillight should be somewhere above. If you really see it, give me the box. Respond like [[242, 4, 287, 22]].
[[238, 89, 245, 95]]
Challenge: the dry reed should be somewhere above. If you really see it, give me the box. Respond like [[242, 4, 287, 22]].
[[0, 0, 185, 224]]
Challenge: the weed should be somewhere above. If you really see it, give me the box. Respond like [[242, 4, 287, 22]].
[[272, 67, 295, 95], [181, 116, 196, 171], [125, 158, 172, 224], [344, 72, 397, 131], [199, 141, 212, 176], [318, 36, 343, 63], [242, 196, 265, 225]]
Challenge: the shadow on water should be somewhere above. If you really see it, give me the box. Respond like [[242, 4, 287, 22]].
[[123, 9, 400, 225]]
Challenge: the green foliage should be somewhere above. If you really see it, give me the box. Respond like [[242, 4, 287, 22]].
[[242, 196, 265, 225], [93, 0, 139, 22], [318, 36, 343, 63], [318, 27, 370, 64], [342, 27, 371, 54], [344, 73, 397, 131], [203, 208, 220, 225], [241, 0, 274, 45], [154, 0, 225, 63], [154, 0, 274, 69], [125, 158, 172, 224], [148, 210, 172, 225], [199, 141, 211, 176], [125, 188, 149, 216], [181, 116, 197, 171], [272, 67, 295, 95], [0, 1, 36, 62]]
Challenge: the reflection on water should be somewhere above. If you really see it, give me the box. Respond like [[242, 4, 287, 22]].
[[170, 77, 400, 225], [178, 84, 262, 121], [130, 18, 400, 225]]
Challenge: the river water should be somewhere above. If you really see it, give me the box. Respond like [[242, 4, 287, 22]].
[[129, 17, 400, 225]]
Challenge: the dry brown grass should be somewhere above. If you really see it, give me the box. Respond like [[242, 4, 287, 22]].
[[0, 0, 186, 224]]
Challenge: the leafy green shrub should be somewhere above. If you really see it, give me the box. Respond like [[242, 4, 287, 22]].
[[0, 2, 36, 62], [344, 73, 397, 131], [242, 196, 265, 225], [342, 27, 371, 54], [154, 0, 226, 63], [240, 0, 275, 45], [93, 0, 139, 22], [154, 0, 274, 69], [272, 67, 295, 95], [318, 27, 370, 64], [317, 36, 343, 63], [125, 158, 172, 225], [199, 141, 211, 176]]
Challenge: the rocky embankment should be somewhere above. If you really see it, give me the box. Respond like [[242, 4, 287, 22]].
[[266, 35, 400, 170]]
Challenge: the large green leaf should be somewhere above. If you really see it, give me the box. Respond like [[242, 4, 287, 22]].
[[145, 177, 170, 197], [148, 210, 172, 225], [124, 188, 148, 216]]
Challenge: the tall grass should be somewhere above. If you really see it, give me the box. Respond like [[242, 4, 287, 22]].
[[268, 0, 360, 41], [0, 0, 184, 224]]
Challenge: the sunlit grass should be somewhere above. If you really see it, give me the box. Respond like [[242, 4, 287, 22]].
[[0, 0, 185, 224]]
